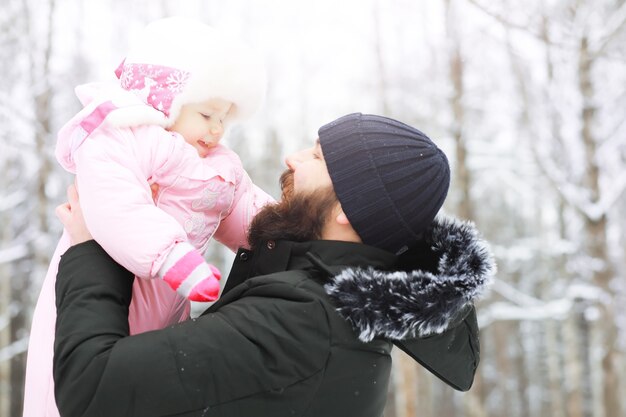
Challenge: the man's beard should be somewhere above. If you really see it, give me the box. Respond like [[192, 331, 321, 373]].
[[247, 170, 338, 250]]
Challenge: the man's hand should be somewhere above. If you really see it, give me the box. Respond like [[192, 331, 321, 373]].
[[55, 184, 93, 245]]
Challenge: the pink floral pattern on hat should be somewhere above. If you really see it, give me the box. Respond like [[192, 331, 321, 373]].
[[115, 60, 190, 117]]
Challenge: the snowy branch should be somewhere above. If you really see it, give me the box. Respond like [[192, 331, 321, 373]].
[[464, 0, 542, 38], [502, 17, 619, 223], [592, 0, 626, 57], [490, 278, 543, 307], [598, 116, 626, 154], [479, 283, 609, 328], [0, 301, 21, 332], [0, 303, 30, 363], [0, 90, 49, 142], [0, 189, 28, 212], [0, 244, 29, 265], [0, 337, 29, 362], [464, 0, 574, 48], [479, 299, 572, 327], [590, 172, 626, 219], [0, 91, 37, 126], [530, 141, 590, 217], [530, 136, 623, 222]]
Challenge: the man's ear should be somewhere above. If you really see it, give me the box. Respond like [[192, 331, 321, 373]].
[[335, 210, 350, 225], [324, 204, 362, 243]]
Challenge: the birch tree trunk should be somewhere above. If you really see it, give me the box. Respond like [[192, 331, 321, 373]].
[[544, 319, 566, 417], [563, 312, 585, 417], [577, 34, 621, 417]]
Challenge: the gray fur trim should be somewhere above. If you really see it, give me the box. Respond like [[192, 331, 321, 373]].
[[324, 215, 495, 342]]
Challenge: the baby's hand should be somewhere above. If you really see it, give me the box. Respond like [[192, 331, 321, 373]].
[[55, 184, 93, 245], [150, 183, 160, 203]]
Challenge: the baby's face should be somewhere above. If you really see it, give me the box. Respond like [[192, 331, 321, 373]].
[[168, 98, 233, 158]]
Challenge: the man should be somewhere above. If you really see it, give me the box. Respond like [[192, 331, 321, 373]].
[[53, 113, 495, 417]]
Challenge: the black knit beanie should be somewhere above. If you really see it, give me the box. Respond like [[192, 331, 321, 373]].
[[318, 113, 450, 254]]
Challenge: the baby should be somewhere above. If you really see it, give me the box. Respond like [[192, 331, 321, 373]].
[[24, 17, 274, 417]]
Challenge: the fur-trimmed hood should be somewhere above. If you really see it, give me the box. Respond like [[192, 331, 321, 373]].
[[324, 214, 495, 343]]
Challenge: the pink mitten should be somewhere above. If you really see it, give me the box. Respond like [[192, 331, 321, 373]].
[[159, 242, 221, 302]]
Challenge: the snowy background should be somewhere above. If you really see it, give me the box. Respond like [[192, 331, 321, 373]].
[[1, 0, 625, 416]]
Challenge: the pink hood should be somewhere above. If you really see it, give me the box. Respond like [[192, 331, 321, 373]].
[[56, 81, 171, 173]]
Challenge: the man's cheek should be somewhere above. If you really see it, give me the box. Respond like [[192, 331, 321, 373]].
[[294, 172, 315, 194], [292, 172, 303, 193]]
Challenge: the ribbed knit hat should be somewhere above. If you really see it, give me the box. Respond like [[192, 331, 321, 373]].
[[111, 17, 266, 128], [319, 113, 450, 254]]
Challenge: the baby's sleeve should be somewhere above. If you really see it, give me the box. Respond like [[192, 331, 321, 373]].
[[213, 168, 275, 252], [73, 125, 187, 279]]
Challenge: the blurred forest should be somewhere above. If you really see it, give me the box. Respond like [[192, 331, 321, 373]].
[[1, 0, 625, 416]]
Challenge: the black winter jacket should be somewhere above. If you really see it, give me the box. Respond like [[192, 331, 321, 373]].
[[54, 215, 494, 417]]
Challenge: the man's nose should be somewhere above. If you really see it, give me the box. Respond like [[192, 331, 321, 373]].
[[285, 150, 304, 170]]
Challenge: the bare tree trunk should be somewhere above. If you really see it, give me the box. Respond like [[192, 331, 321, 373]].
[[577, 34, 620, 417], [400, 352, 418, 417], [373, 0, 391, 115], [9, 262, 29, 417], [563, 312, 585, 417], [545, 318, 566, 417], [384, 363, 398, 417], [0, 220, 11, 417], [391, 349, 419, 417], [574, 301, 594, 417], [416, 367, 433, 417], [493, 321, 512, 417], [29, 0, 55, 239], [515, 324, 531, 417], [444, 0, 472, 221], [463, 362, 488, 417], [439, 386, 457, 417]]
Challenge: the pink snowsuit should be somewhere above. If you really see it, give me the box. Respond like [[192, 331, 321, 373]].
[[23, 83, 274, 417]]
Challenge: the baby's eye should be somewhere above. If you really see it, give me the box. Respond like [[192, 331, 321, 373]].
[[201, 113, 212, 120]]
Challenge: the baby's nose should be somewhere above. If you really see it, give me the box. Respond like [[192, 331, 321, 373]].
[[209, 124, 223, 136]]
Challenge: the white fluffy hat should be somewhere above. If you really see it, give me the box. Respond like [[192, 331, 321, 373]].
[[111, 17, 266, 128]]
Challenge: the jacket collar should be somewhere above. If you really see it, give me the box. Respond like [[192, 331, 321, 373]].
[[221, 239, 396, 295], [324, 214, 495, 342]]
